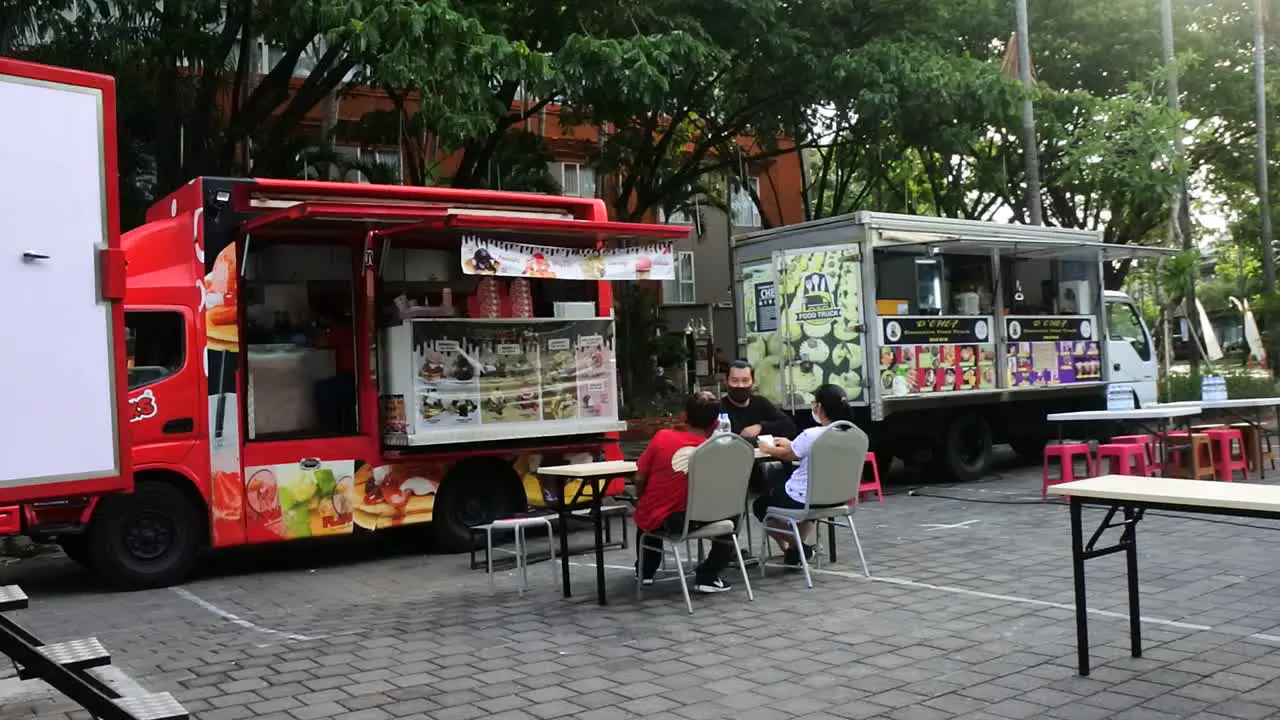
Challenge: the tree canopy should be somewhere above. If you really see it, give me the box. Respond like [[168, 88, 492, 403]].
[[5, 0, 1279, 286]]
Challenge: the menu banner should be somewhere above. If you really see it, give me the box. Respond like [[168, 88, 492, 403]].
[[408, 319, 618, 436], [460, 235, 674, 281], [1005, 315, 1096, 343], [880, 316, 992, 346]]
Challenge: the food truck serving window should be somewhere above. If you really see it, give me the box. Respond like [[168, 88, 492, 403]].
[[242, 241, 359, 439]]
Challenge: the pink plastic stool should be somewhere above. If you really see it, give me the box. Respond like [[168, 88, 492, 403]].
[[1204, 427, 1248, 482], [1096, 443, 1156, 477], [1043, 443, 1094, 500], [1110, 434, 1157, 467], [859, 453, 884, 502]]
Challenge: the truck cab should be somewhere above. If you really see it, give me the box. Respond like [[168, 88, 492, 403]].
[[1103, 290, 1158, 407]]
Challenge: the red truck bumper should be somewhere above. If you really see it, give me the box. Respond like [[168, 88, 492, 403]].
[[0, 506, 21, 535]]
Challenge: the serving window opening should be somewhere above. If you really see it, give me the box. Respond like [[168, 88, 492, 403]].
[[872, 247, 999, 397], [228, 199, 686, 448], [376, 233, 625, 447], [241, 240, 359, 440]]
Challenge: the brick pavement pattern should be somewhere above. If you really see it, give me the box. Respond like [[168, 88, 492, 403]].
[[3, 464, 1280, 719]]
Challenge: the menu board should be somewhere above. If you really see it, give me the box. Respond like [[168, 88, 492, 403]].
[[389, 318, 618, 444], [1005, 315, 1101, 387], [775, 247, 865, 407], [877, 342, 999, 395]]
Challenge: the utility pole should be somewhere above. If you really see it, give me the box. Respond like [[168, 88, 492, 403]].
[[1013, 0, 1043, 225]]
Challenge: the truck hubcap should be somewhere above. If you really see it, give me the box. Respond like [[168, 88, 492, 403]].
[[124, 513, 172, 560]]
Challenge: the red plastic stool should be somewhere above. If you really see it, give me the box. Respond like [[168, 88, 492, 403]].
[[1204, 427, 1249, 482], [1110, 433, 1156, 463], [1043, 443, 1094, 500], [858, 453, 884, 502], [1096, 443, 1156, 477]]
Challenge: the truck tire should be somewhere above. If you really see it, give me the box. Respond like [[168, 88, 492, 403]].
[[87, 481, 200, 590], [432, 460, 521, 553], [936, 414, 993, 483], [1009, 436, 1048, 461], [57, 537, 89, 567]]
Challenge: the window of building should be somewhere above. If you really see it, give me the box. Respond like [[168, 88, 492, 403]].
[[731, 176, 762, 228], [126, 311, 185, 389], [662, 251, 696, 305], [551, 162, 597, 198], [242, 242, 359, 439]]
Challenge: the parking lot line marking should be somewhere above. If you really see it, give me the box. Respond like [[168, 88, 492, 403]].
[[805, 566, 1213, 631], [172, 587, 317, 641], [575, 558, 1214, 633]]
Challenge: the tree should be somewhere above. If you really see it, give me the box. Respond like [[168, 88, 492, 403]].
[[555, 0, 932, 222], [18, 0, 541, 225]]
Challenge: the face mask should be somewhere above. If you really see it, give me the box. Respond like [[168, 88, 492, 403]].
[[812, 409, 822, 425], [727, 387, 751, 403]]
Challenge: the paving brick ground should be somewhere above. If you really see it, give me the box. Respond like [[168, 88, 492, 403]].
[[4, 454, 1280, 719]]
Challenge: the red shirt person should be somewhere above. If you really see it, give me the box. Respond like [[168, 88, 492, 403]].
[[633, 391, 741, 594]]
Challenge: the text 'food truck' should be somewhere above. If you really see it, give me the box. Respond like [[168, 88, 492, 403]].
[[733, 213, 1169, 482], [1, 56, 690, 590]]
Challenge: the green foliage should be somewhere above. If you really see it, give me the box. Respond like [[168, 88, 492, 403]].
[[1160, 368, 1278, 401]]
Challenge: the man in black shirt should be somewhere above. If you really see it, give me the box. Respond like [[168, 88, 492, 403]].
[[721, 361, 796, 497], [721, 361, 797, 441]]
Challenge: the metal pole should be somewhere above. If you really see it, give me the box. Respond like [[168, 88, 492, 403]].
[[1161, 0, 1197, 372], [1257, 0, 1275, 294], [1014, 0, 1043, 225]]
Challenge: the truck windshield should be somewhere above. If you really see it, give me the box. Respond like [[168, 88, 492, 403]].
[[1106, 302, 1152, 361]]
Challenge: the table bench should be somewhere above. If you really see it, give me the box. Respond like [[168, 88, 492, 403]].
[[1047, 475, 1280, 676]]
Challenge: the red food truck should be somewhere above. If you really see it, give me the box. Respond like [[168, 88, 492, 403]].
[[1, 79, 689, 588]]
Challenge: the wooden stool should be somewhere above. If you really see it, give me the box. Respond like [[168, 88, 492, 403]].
[[1164, 433, 1215, 480], [1231, 423, 1276, 473]]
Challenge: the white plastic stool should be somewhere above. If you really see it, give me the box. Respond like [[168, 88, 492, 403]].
[[485, 516, 556, 595]]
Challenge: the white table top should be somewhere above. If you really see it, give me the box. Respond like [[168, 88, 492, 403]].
[[1047, 475, 1280, 513], [537, 460, 639, 478], [1047, 405, 1202, 422], [1163, 398, 1280, 410]]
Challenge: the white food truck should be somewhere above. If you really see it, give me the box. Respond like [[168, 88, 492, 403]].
[[733, 212, 1167, 481]]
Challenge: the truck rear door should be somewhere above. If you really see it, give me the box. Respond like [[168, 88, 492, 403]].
[[0, 59, 132, 503]]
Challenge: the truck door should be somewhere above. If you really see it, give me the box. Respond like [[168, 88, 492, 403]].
[[773, 245, 869, 409], [1105, 297, 1158, 406], [0, 59, 133, 503]]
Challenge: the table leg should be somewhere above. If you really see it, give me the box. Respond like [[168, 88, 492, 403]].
[[592, 480, 607, 606], [1123, 506, 1142, 659], [1070, 498, 1091, 676], [558, 481, 572, 599]]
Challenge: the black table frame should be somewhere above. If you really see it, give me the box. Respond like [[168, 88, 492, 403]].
[[1067, 495, 1280, 676], [539, 471, 632, 606]]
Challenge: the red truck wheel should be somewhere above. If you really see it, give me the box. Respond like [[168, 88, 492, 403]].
[[88, 481, 200, 589]]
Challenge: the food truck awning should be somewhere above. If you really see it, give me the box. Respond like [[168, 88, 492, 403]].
[[853, 211, 1179, 262], [238, 201, 690, 246], [873, 234, 1180, 262]]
